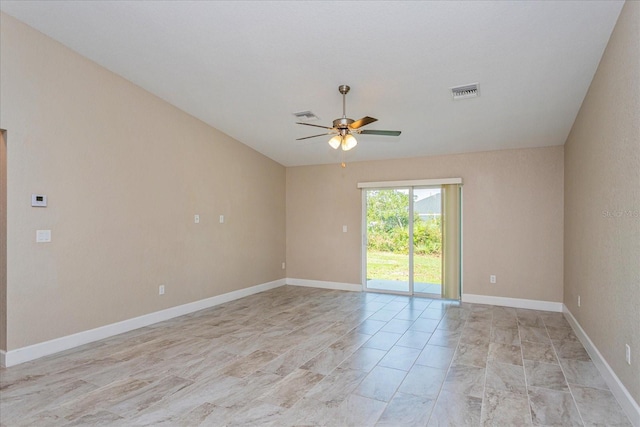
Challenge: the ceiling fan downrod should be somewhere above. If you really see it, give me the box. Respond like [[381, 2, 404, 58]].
[[333, 85, 354, 130], [339, 85, 350, 118]]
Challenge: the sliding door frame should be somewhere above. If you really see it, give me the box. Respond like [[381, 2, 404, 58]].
[[359, 178, 463, 297]]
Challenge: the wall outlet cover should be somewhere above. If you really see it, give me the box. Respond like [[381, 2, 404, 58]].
[[31, 194, 47, 207]]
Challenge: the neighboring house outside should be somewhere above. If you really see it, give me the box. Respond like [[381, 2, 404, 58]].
[[414, 193, 441, 221]]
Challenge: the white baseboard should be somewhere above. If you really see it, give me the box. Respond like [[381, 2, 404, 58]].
[[286, 278, 362, 292], [2, 278, 286, 368], [563, 305, 640, 427], [461, 293, 563, 312]]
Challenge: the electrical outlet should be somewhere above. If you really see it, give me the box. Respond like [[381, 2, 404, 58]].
[[194, 214, 200, 224], [626, 344, 631, 365], [343, 225, 348, 233], [578, 295, 581, 307], [282, 262, 286, 270], [159, 285, 165, 295], [219, 215, 225, 224], [490, 275, 496, 284]]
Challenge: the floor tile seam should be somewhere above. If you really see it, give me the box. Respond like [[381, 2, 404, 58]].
[[351, 386, 399, 405], [424, 310, 467, 425], [553, 337, 588, 427], [478, 311, 493, 424], [566, 381, 611, 392], [526, 384, 573, 394], [547, 330, 581, 388], [522, 355, 559, 366], [520, 337, 550, 346], [523, 328, 568, 368], [377, 387, 433, 426], [363, 398, 391, 426], [393, 342, 429, 352], [377, 351, 420, 375], [518, 318, 536, 425], [307, 365, 369, 403], [305, 342, 369, 379]]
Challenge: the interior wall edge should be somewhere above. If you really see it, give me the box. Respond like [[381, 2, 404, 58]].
[[563, 305, 640, 426], [562, 0, 640, 405]]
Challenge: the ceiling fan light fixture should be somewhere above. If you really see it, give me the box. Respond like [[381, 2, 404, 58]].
[[328, 135, 342, 149], [298, 84, 400, 159], [342, 134, 357, 151]]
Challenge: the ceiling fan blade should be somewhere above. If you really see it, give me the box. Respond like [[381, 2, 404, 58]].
[[296, 133, 333, 141], [296, 122, 333, 130], [350, 116, 378, 129], [359, 130, 402, 136]]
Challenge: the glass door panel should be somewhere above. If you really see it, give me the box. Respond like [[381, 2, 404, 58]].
[[365, 188, 410, 293], [413, 187, 442, 296]]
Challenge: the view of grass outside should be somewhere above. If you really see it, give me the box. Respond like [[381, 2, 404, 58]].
[[366, 251, 442, 284], [366, 189, 442, 285]]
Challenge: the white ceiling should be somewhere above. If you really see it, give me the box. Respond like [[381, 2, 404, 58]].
[[1, 1, 624, 167]]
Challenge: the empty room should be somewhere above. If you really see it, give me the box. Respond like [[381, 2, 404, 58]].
[[0, 1, 638, 426]]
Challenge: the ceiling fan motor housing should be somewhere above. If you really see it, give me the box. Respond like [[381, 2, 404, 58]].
[[333, 117, 354, 129]]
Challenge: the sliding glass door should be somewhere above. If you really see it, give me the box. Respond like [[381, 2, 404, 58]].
[[362, 182, 461, 298]]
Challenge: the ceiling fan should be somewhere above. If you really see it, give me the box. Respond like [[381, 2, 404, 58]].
[[296, 85, 401, 151]]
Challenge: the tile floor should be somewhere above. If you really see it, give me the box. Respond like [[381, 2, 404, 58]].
[[366, 280, 441, 295], [0, 285, 632, 426]]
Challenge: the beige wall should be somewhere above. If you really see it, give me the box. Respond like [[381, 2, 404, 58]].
[[1, 130, 6, 351], [564, 1, 640, 405], [0, 13, 286, 350], [287, 146, 564, 302]]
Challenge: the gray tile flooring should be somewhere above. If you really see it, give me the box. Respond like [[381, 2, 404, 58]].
[[366, 280, 441, 295], [0, 285, 632, 426]]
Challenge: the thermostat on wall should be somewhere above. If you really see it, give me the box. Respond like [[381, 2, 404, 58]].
[[31, 194, 47, 207]]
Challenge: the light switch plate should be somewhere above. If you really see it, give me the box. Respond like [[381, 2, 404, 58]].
[[36, 230, 51, 242]]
